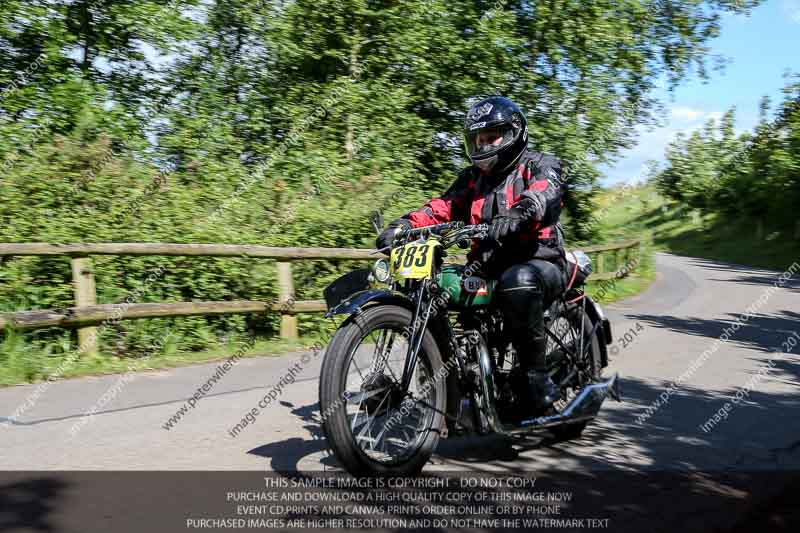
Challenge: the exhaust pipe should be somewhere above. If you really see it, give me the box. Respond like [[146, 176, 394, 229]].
[[474, 334, 621, 435]]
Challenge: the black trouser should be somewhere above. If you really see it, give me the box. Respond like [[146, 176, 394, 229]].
[[494, 258, 566, 371]]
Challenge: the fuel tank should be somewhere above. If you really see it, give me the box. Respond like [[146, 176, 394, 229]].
[[437, 264, 496, 309]]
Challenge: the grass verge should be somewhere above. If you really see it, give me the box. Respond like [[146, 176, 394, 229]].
[[0, 333, 323, 387], [595, 183, 800, 271]]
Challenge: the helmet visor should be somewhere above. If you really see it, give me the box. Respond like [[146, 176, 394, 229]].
[[465, 124, 518, 160]]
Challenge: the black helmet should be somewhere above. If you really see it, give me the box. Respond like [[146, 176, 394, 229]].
[[464, 96, 528, 174]]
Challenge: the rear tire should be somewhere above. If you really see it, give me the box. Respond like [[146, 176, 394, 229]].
[[319, 305, 447, 476], [548, 304, 603, 441]]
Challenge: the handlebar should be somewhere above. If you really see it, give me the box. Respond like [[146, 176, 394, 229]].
[[402, 221, 462, 238], [394, 222, 489, 248]]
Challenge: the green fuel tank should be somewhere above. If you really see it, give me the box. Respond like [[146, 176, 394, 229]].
[[436, 264, 496, 309]]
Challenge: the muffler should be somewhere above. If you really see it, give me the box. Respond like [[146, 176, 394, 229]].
[[473, 334, 621, 435]]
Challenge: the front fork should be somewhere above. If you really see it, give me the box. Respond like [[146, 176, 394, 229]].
[[399, 279, 435, 393], [398, 280, 469, 396]]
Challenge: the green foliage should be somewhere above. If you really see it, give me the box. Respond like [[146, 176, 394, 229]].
[[0, 0, 765, 380], [595, 183, 799, 271], [655, 79, 800, 227]]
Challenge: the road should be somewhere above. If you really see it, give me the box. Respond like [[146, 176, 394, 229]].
[[1, 253, 798, 473], [2, 252, 800, 532]]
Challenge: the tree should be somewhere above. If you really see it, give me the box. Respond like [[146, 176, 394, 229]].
[[655, 78, 800, 229], [0, 0, 771, 356]]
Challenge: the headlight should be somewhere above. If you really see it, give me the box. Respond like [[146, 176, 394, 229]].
[[372, 258, 391, 283]]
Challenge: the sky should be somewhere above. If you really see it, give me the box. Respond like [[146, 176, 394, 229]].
[[601, 0, 800, 185]]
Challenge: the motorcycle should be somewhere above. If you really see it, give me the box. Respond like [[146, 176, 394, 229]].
[[319, 220, 621, 476]]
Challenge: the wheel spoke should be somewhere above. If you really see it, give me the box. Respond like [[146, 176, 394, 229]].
[[350, 356, 366, 382], [376, 331, 402, 383], [383, 354, 402, 383], [345, 387, 391, 405], [545, 305, 598, 413], [340, 324, 436, 465], [357, 386, 391, 444], [372, 410, 405, 453], [351, 393, 364, 432], [372, 330, 393, 374], [370, 330, 385, 372]]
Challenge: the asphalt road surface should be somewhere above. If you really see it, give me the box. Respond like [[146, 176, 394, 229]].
[[2, 253, 799, 473]]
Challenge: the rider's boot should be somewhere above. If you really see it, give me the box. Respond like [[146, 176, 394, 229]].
[[506, 332, 561, 419], [522, 333, 560, 413], [526, 371, 560, 411]]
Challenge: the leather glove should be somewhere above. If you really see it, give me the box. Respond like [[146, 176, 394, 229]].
[[488, 214, 518, 242], [488, 191, 546, 242], [376, 218, 412, 251]]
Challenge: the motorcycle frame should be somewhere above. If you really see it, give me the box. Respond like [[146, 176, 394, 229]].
[[325, 229, 614, 431]]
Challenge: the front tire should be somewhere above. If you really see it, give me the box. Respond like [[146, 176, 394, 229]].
[[319, 305, 447, 476]]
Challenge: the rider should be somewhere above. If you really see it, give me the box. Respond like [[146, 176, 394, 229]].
[[376, 95, 567, 414]]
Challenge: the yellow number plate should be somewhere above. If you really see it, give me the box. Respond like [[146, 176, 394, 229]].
[[390, 239, 440, 280]]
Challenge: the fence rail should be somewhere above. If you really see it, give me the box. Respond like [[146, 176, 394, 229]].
[[0, 243, 377, 260], [0, 239, 640, 355]]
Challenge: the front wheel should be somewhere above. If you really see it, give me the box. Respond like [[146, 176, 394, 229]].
[[319, 305, 447, 476]]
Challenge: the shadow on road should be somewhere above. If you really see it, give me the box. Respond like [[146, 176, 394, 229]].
[[243, 364, 800, 532], [248, 369, 800, 532], [685, 257, 798, 276], [0, 477, 67, 532], [685, 256, 800, 294], [249, 367, 800, 470], [247, 399, 338, 473], [628, 309, 800, 356]]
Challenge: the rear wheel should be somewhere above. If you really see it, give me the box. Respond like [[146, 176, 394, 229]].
[[545, 302, 602, 441], [319, 305, 447, 476]]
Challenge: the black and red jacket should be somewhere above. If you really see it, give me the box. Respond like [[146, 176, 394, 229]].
[[402, 150, 566, 272]]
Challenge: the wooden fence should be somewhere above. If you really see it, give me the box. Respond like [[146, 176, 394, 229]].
[[0, 239, 640, 355]]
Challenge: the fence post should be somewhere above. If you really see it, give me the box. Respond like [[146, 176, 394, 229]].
[[277, 261, 298, 339], [596, 252, 605, 275], [71, 256, 98, 356]]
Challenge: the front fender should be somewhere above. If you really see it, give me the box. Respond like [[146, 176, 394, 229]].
[[324, 289, 415, 318]]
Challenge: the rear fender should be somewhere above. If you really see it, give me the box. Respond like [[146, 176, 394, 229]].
[[582, 296, 612, 368]]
